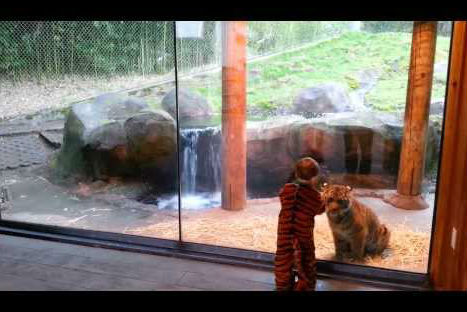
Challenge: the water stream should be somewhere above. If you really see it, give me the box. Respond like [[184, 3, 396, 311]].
[[158, 126, 222, 210]]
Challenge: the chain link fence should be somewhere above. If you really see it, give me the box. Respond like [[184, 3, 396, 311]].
[[0, 21, 175, 80], [1, 21, 452, 82], [0, 21, 358, 82]]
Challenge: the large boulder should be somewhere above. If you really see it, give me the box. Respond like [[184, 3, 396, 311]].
[[57, 93, 177, 191], [288, 112, 405, 175], [245, 112, 440, 196], [161, 88, 213, 120], [292, 83, 353, 116], [124, 110, 177, 169], [246, 116, 304, 196], [57, 93, 148, 177], [85, 121, 131, 178]]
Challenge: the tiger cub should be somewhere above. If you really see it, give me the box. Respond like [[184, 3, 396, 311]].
[[321, 183, 390, 261]]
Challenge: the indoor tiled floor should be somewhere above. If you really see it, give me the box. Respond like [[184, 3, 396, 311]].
[[0, 234, 391, 291]]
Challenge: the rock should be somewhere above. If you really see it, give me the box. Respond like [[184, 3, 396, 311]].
[[430, 98, 445, 115], [289, 112, 395, 174], [124, 110, 178, 193], [57, 93, 149, 178], [434, 62, 448, 83], [88, 121, 127, 151], [245, 112, 440, 196], [84, 121, 131, 178], [161, 88, 212, 120], [125, 110, 177, 167], [292, 83, 353, 116], [246, 116, 303, 196], [328, 173, 397, 190], [57, 94, 178, 192]]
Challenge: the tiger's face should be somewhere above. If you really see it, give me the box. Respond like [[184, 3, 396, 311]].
[[321, 184, 353, 220]]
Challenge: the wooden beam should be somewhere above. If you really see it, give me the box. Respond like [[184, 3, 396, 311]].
[[384, 22, 437, 210], [221, 21, 247, 211], [398, 21, 438, 196], [429, 21, 467, 291]]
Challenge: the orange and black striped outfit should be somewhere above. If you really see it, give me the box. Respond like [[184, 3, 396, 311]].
[[274, 182, 325, 291]]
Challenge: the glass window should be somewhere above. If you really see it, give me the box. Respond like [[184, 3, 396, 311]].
[[135, 21, 448, 274], [0, 21, 453, 275], [0, 21, 179, 240]]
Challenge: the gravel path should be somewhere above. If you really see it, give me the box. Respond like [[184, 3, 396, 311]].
[[0, 73, 174, 120]]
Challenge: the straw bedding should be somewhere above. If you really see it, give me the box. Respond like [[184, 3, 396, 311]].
[[127, 197, 430, 273]]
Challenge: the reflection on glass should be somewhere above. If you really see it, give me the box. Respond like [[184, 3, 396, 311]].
[[135, 21, 449, 274], [0, 21, 179, 240], [0, 21, 453, 275]]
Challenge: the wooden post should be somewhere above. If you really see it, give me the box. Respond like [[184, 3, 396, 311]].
[[221, 21, 247, 211], [429, 21, 467, 291], [384, 21, 437, 210]]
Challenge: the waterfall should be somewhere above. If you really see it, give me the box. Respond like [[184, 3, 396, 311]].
[[181, 128, 200, 195], [158, 126, 222, 210], [181, 127, 221, 195]]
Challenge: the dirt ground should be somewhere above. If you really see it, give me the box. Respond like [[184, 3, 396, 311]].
[[128, 194, 433, 273], [0, 73, 174, 120]]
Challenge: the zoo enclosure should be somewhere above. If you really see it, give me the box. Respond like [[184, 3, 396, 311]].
[[0, 20, 462, 290], [1, 21, 379, 82]]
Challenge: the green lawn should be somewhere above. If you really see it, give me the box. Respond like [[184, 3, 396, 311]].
[[191, 31, 451, 115]]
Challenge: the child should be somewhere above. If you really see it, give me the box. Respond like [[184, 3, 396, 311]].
[[274, 157, 325, 291]]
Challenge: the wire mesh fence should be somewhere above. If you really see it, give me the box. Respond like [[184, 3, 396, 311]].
[[0, 21, 358, 82], [0, 21, 175, 80], [1, 21, 453, 83]]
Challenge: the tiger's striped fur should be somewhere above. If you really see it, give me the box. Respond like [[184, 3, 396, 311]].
[[321, 184, 390, 261], [274, 183, 325, 291]]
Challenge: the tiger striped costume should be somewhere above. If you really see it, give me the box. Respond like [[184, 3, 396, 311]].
[[274, 182, 325, 291]]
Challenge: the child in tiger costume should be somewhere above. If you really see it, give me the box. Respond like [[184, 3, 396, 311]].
[[274, 157, 325, 291], [321, 183, 390, 261]]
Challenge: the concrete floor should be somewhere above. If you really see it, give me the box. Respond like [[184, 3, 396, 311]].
[[0, 234, 392, 291]]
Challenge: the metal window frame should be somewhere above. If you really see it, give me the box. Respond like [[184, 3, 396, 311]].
[[0, 21, 457, 291]]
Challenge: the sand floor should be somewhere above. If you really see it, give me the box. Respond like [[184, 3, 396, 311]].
[[128, 196, 432, 273]]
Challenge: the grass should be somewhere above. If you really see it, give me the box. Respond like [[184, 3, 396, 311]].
[[191, 31, 451, 114]]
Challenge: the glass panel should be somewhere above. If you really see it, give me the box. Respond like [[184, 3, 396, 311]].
[[137, 21, 450, 274], [0, 21, 179, 240]]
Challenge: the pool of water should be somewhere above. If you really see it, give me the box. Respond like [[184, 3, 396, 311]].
[[157, 192, 222, 210]]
